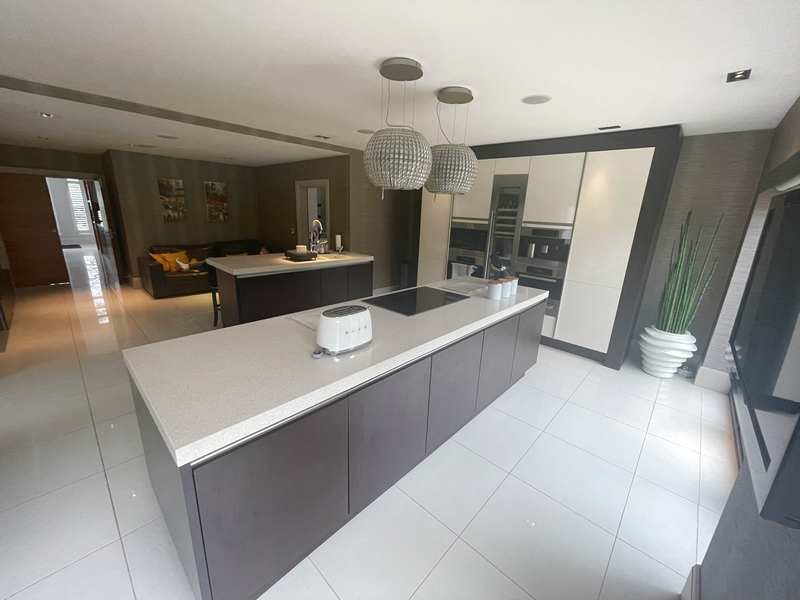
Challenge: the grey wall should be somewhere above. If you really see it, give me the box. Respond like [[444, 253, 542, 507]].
[[0, 143, 102, 175], [701, 465, 800, 600], [348, 150, 420, 290], [105, 150, 259, 278], [635, 131, 772, 368], [765, 95, 800, 172]]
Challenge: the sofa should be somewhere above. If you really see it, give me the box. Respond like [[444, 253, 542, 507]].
[[138, 238, 263, 298]]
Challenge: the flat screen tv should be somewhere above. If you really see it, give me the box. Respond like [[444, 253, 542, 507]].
[[731, 190, 800, 413]]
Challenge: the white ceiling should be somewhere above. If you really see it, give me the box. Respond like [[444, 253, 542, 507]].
[[0, 88, 341, 166], [1, 0, 799, 163]]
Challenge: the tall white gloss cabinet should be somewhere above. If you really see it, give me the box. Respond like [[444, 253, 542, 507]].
[[554, 147, 655, 352], [452, 159, 495, 221], [523, 153, 586, 225]]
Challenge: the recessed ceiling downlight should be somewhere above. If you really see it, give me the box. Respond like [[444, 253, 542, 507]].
[[521, 95, 551, 105], [156, 134, 180, 140], [726, 68, 751, 82], [39, 112, 55, 118]]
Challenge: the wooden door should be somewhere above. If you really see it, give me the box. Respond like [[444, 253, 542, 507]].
[[0, 174, 68, 287]]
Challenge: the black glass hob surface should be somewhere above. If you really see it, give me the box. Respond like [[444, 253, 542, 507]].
[[363, 286, 469, 316]]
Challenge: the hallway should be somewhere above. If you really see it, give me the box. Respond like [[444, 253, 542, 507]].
[[0, 247, 213, 599]]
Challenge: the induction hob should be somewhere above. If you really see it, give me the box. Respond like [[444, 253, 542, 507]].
[[363, 286, 469, 316]]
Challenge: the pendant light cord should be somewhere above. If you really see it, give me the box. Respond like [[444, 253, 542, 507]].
[[436, 101, 453, 144], [384, 80, 413, 129]]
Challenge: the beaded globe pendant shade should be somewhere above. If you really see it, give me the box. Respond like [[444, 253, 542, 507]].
[[425, 86, 477, 195], [364, 58, 431, 191], [426, 143, 477, 194], [364, 127, 432, 190]]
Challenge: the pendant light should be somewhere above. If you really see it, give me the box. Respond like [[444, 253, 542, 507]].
[[364, 58, 432, 192], [425, 86, 478, 195]]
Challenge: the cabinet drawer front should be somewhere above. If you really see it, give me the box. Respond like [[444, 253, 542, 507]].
[[194, 400, 348, 600], [512, 303, 545, 382], [427, 332, 484, 453], [349, 357, 432, 513], [477, 315, 520, 411]]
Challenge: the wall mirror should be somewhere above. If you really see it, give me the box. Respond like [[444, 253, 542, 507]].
[[295, 179, 330, 244]]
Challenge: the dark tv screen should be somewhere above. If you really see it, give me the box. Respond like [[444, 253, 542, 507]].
[[731, 192, 800, 409]]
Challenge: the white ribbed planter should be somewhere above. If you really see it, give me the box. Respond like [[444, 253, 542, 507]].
[[639, 326, 697, 378]]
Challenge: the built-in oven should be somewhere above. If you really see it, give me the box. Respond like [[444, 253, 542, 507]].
[[517, 260, 565, 318], [448, 220, 488, 278], [517, 226, 572, 263]]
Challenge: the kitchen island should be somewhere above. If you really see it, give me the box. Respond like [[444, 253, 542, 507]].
[[206, 251, 374, 325], [124, 280, 548, 600]]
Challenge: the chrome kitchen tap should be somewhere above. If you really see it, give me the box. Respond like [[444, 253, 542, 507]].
[[309, 219, 324, 253]]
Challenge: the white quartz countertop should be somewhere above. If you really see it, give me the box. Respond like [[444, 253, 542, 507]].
[[206, 251, 373, 277], [123, 280, 548, 467]]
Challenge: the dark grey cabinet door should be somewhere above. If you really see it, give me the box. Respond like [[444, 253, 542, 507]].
[[349, 357, 432, 513], [511, 303, 546, 383], [193, 400, 348, 600], [347, 262, 373, 299], [320, 267, 349, 305], [477, 315, 520, 411], [237, 269, 322, 322], [427, 332, 484, 453]]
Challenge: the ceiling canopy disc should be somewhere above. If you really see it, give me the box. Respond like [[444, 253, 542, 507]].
[[379, 57, 423, 82], [436, 86, 474, 105]]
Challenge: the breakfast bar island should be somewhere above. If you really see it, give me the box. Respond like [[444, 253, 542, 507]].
[[123, 280, 548, 600], [206, 251, 374, 326]]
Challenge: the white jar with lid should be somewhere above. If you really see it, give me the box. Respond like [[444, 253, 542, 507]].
[[487, 280, 502, 300]]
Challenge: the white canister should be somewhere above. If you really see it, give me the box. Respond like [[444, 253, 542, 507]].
[[486, 280, 502, 300], [501, 278, 513, 298], [509, 276, 519, 295]]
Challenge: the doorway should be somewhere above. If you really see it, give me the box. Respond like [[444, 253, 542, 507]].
[[0, 173, 120, 290], [295, 179, 330, 245]]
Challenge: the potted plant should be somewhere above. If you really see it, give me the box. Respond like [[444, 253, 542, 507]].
[[639, 212, 721, 378]]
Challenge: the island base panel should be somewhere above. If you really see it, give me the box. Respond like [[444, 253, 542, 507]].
[[511, 302, 546, 382], [477, 315, 520, 411]]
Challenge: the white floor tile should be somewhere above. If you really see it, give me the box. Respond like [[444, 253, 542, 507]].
[[412, 539, 530, 600], [258, 559, 339, 600], [87, 380, 136, 424], [546, 403, 645, 472], [11, 542, 135, 600], [599, 540, 685, 600], [517, 359, 588, 400], [656, 377, 703, 417], [0, 391, 92, 450], [570, 376, 654, 430], [589, 362, 661, 401], [0, 473, 118, 598], [97, 412, 144, 468], [697, 506, 721, 563], [0, 426, 102, 511], [397, 441, 505, 533], [648, 404, 702, 452], [454, 407, 541, 470], [636, 435, 701, 503], [700, 420, 736, 462], [492, 380, 566, 429], [312, 487, 454, 600], [513, 433, 633, 533], [124, 518, 196, 600], [463, 477, 614, 600], [538, 346, 596, 375], [618, 478, 698, 576], [80, 351, 130, 393], [106, 456, 161, 535], [699, 452, 738, 513], [701, 389, 732, 431]]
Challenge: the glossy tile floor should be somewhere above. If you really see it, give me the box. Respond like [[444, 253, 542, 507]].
[[0, 247, 739, 600]]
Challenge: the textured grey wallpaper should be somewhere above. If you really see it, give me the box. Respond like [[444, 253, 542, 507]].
[[765, 95, 800, 172], [106, 150, 259, 277], [634, 131, 772, 368]]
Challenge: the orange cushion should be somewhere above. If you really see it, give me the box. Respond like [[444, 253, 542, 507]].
[[150, 251, 188, 273]]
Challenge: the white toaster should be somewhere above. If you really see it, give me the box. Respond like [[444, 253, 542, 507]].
[[316, 305, 372, 355]]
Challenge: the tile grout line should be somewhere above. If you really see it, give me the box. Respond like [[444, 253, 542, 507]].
[[65, 259, 140, 600], [594, 377, 661, 600], [308, 556, 344, 600]]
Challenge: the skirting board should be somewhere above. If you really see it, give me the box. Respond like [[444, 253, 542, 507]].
[[694, 366, 731, 394]]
